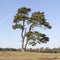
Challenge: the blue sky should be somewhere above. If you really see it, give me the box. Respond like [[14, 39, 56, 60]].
[[0, 0, 60, 49]]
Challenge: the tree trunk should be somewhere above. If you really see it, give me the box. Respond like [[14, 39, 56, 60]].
[[25, 40, 28, 51], [21, 38, 24, 52], [21, 21, 25, 52], [21, 35, 25, 51]]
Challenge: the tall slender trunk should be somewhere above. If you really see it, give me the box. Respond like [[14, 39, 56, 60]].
[[24, 24, 33, 50], [25, 40, 28, 51], [21, 21, 25, 52], [21, 31, 24, 51]]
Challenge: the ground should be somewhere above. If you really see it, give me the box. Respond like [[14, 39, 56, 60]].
[[0, 51, 60, 60]]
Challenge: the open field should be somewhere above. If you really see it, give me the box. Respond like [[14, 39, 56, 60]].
[[0, 51, 60, 60]]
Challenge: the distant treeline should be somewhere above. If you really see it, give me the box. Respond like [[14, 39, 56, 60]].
[[0, 48, 21, 51], [0, 47, 60, 53], [27, 47, 60, 53]]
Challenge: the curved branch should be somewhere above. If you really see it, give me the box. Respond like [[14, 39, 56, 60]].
[[29, 24, 34, 31]]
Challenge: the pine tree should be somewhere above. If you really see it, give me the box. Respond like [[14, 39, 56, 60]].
[[12, 7, 52, 51]]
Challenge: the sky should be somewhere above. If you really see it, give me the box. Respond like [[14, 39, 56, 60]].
[[0, 0, 60, 49]]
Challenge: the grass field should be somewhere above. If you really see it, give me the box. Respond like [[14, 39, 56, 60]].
[[0, 51, 60, 60]]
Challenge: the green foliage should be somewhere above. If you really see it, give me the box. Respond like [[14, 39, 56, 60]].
[[12, 7, 52, 49], [28, 12, 51, 29], [18, 7, 31, 15], [12, 7, 31, 30], [12, 23, 24, 29], [14, 13, 29, 23], [25, 31, 49, 46]]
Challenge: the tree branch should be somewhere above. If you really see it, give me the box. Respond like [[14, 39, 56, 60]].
[[29, 24, 34, 31]]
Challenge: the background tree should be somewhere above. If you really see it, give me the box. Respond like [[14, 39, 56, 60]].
[[12, 7, 52, 51]]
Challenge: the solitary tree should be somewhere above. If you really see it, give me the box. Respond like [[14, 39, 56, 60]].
[[12, 7, 52, 51]]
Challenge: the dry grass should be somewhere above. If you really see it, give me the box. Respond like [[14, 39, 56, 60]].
[[0, 51, 60, 60]]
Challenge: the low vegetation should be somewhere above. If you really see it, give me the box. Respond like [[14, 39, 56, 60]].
[[0, 51, 60, 60], [0, 48, 60, 53], [0, 48, 60, 60]]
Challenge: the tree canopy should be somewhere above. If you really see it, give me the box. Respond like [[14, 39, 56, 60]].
[[12, 7, 52, 51]]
